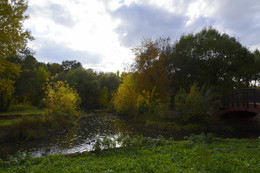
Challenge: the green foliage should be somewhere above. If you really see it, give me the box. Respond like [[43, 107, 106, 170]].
[[174, 83, 218, 124], [7, 103, 40, 112], [98, 72, 121, 99], [14, 55, 50, 106], [0, 116, 47, 141], [137, 88, 170, 118], [167, 27, 256, 95], [47, 63, 63, 76], [44, 76, 81, 120], [0, 0, 33, 58], [61, 60, 82, 72], [93, 136, 116, 152], [99, 86, 109, 107], [185, 133, 219, 144], [93, 138, 102, 152], [66, 68, 100, 109], [0, 58, 20, 112], [0, 0, 33, 112], [113, 74, 137, 115]]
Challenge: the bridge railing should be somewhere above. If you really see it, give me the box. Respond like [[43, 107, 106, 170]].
[[221, 88, 260, 109]]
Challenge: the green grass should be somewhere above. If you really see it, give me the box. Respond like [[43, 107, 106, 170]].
[[0, 136, 259, 172], [0, 120, 14, 127], [0, 109, 44, 116], [0, 106, 44, 129]]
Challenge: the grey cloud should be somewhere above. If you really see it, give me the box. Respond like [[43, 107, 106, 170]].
[[111, 3, 187, 47], [28, 3, 77, 28], [199, 0, 260, 48], [109, 0, 260, 49], [34, 38, 102, 65]]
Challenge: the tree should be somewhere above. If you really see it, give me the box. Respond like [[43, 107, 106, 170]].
[[113, 74, 137, 115], [0, 0, 33, 58], [252, 49, 260, 86], [47, 63, 63, 76], [14, 55, 50, 106], [132, 38, 171, 101], [61, 60, 82, 72], [166, 27, 255, 95], [99, 86, 109, 107], [0, 59, 20, 112], [174, 83, 218, 124], [44, 77, 81, 123], [66, 68, 101, 109], [98, 72, 120, 101], [0, 0, 33, 112]]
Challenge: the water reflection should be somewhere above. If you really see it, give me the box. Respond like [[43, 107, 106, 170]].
[[0, 112, 136, 159], [1, 111, 259, 160]]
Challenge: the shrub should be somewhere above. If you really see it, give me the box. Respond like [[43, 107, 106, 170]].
[[44, 76, 81, 121], [137, 88, 170, 119], [93, 138, 102, 152], [186, 133, 219, 144], [174, 83, 219, 124]]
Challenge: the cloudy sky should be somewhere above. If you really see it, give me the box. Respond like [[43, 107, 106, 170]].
[[24, 0, 260, 72]]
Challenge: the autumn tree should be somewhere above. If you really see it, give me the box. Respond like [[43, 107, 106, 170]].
[[44, 75, 80, 120], [113, 74, 137, 115], [0, 0, 33, 112], [99, 86, 109, 107], [132, 38, 171, 101]]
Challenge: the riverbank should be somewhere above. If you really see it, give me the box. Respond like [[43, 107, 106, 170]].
[[0, 135, 259, 172]]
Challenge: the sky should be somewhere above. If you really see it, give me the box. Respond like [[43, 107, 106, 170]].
[[24, 0, 260, 73]]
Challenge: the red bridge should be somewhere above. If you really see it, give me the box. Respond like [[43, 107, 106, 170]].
[[217, 88, 260, 122]]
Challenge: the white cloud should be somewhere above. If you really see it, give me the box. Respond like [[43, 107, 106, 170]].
[[24, 0, 260, 72], [24, 0, 133, 72]]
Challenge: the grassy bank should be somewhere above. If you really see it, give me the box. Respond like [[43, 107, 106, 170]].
[[1, 135, 259, 172], [0, 105, 80, 142]]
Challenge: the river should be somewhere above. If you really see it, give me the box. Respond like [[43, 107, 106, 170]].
[[0, 111, 259, 160], [0, 111, 154, 160]]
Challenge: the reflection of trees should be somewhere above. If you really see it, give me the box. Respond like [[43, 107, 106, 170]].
[[60, 123, 80, 148], [112, 117, 139, 137]]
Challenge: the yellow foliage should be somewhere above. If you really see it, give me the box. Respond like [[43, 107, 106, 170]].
[[0, 58, 21, 111], [113, 74, 137, 114], [99, 86, 109, 107], [44, 76, 80, 118], [136, 87, 169, 118], [133, 38, 171, 100]]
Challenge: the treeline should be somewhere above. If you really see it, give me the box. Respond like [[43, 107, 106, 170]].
[[1, 0, 260, 134], [112, 27, 260, 129], [1, 54, 121, 112]]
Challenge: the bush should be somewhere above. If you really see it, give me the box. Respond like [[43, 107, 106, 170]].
[[44, 76, 81, 121], [174, 83, 219, 124], [186, 133, 219, 144], [137, 88, 170, 119]]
